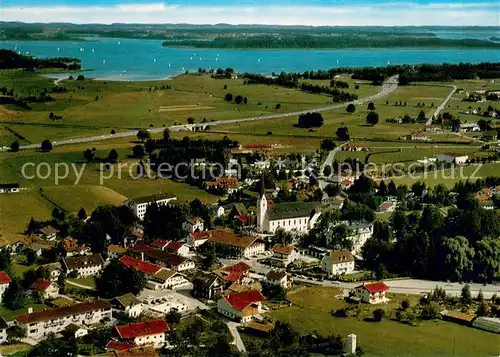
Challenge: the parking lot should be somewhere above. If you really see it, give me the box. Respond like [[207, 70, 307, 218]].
[[138, 287, 208, 314]]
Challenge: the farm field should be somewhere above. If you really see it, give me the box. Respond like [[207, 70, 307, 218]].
[[269, 286, 500, 357]]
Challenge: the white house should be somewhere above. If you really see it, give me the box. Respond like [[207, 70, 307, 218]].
[[123, 194, 177, 221], [115, 320, 170, 349], [151, 239, 190, 257], [436, 153, 469, 165], [0, 272, 11, 303], [187, 231, 211, 248], [207, 229, 265, 258], [265, 270, 291, 289], [183, 217, 204, 233], [256, 193, 321, 234], [343, 221, 374, 255], [63, 254, 105, 277], [0, 317, 8, 344], [31, 279, 60, 300], [378, 201, 398, 213], [460, 122, 481, 132], [351, 281, 389, 304], [112, 293, 143, 318], [40, 262, 63, 282], [217, 290, 265, 323], [15, 300, 112, 341], [270, 244, 296, 267], [321, 250, 355, 276], [37, 226, 59, 241]]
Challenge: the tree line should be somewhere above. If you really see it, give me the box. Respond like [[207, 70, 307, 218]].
[[0, 49, 81, 70]]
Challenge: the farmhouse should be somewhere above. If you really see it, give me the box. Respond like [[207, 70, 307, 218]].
[[16, 300, 112, 341], [183, 217, 205, 233], [187, 230, 212, 248], [37, 225, 59, 241], [270, 244, 296, 267], [378, 201, 397, 213], [256, 193, 321, 234], [128, 245, 195, 271], [63, 254, 105, 277], [217, 290, 265, 323], [207, 229, 265, 258], [321, 249, 355, 277], [61, 237, 90, 257], [436, 153, 469, 165], [351, 281, 389, 304], [115, 320, 170, 349], [123, 193, 177, 221], [40, 262, 63, 282], [459, 122, 481, 132], [0, 183, 20, 193], [265, 270, 291, 289], [151, 239, 190, 257], [0, 271, 12, 303]]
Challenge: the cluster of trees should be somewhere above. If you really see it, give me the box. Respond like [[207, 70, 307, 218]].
[[96, 260, 146, 298], [0, 49, 81, 70], [243, 72, 357, 102], [211, 67, 235, 78], [224, 93, 248, 104], [162, 34, 500, 50], [297, 112, 324, 128]]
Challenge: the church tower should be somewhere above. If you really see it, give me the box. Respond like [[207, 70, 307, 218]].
[[256, 179, 268, 232]]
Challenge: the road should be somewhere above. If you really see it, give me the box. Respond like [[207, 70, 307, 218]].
[[65, 279, 94, 290], [12, 76, 399, 151], [427, 85, 457, 126], [226, 321, 246, 353]]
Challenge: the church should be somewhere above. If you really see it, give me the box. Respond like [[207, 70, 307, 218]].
[[256, 193, 321, 234]]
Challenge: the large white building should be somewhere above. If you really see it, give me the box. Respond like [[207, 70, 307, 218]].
[[123, 194, 177, 220], [344, 221, 374, 255], [256, 193, 321, 234], [207, 229, 265, 258], [63, 254, 105, 277], [436, 153, 469, 165], [16, 300, 112, 342], [321, 250, 355, 277]]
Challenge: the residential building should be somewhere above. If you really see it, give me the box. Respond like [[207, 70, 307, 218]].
[[207, 229, 265, 258], [409, 132, 430, 141], [342, 143, 368, 152], [218, 262, 252, 285], [321, 250, 355, 276], [0, 271, 11, 303], [133, 248, 195, 271], [351, 282, 389, 304], [342, 221, 374, 255], [115, 320, 170, 349], [61, 237, 90, 257], [270, 244, 296, 267], [112, 293, 143, 318], [0, 183, 20, 193], [150, 239, 190, 257], [123, 226, 144, 247], [217, 290, 265, 323], [183, 217, 204, 233], [108, 245, 128, 260], [256, 193, 321, 234], [40, 262, 62, 282], [187, 231, 211, 248], [378, 201, 397, 213], [265, 270, 291, 289], [123, 193, 177, 221], [119, 256, 188, 290], [107, 346, 159, 357], [31, 279, 60, 300], [192, 272, 224, 300], [205, 178, 239, 194], [459, 122, 481, 132], [436, 153, 469, 165], [37, 226, 59, 241], [26, 240, 55, 257], [63, 254, 105, 277], [16, 300, 112, 341], [0, 317, 8, 344]]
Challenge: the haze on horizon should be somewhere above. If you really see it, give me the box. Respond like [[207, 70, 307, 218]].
[[0, 0, 499, 26]]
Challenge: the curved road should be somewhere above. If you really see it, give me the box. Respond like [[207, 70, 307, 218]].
[[12, 76, 399, 151]]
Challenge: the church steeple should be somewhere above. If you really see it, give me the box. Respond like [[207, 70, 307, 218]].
[[257, 175, 267, 232]]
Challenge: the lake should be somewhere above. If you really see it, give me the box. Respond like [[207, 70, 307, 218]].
[[1, 38, 499, 81]]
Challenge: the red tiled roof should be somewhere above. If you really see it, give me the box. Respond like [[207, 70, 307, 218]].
[[223, 261, 251, 273], [191, 231, 212, 240], [0, 271, 12, 285], [31, 279, 53, 292], [271, 244, 294, 256], [151, 239, 170, 249], [235, 215, 248, 224], [224, 271, 244, 282], [119, 256, 162, 275], [106, 340, 134, 351], [116, 320, 170, 340], [166, 241, 184, 250], [224, 290, 265, 311], [363, 281, 389, 294]]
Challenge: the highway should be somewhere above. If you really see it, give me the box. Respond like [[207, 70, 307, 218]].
[[12, 76, 399, 151]]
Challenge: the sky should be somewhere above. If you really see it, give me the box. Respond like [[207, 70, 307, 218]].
[[1, 0, 499, 26]]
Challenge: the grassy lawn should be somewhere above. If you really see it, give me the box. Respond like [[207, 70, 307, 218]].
[[67, 276, 97, 289], [269, 286, 500, 357], [0, 343, 31, 355]]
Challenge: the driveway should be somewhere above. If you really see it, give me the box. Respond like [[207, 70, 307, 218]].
[[226, 321, 246, 353]]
